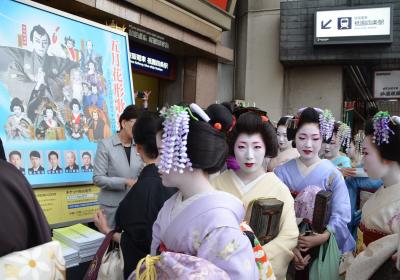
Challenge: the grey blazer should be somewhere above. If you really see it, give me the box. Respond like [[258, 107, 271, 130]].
[[93, 134, 143, 207]]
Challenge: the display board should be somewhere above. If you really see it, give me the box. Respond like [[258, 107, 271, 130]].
[[0, 0, 134, 187], [34, 185, 100, 227]]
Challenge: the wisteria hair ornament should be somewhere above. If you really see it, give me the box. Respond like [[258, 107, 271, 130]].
[[319, 109, 335, 141], [354, 130, 365, 156], [372, 111, 394, 145], [159, 105, 199, 174], [336, 122, 351, 151]]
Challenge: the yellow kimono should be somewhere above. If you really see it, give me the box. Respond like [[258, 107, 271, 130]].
[[211, 170, 299, 280]]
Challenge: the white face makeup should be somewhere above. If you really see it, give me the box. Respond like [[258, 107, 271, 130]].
[[277, 125, 290, 151], [362, 136, 389, 179], [324, 132, 341, 160], [234, 133, 266, 174], [295, 123, 322, 162]]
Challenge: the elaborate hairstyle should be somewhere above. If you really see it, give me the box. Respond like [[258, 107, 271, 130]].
[[205, 104, 233, 133], [119, 105, 140, 129], [277, 116, 297, 142], [30, 151, 40, 158], [295, 107, 335, 142], [10, 97, 24, 112], [48, 151, 59, 160], [133, 111, 162, 159], [158, 105, 228, 174], [69, 98, 81, 110], [82, 152, 91, 158], [327, 121, 351, 151], [9, 150, 22, 159], [228, 111, 278, 158], [365, 111, 400, 165], [30, 25, 50, 43]]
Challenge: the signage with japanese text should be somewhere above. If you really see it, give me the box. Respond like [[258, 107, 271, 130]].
[[374, 70, 400, 99], [314, 6, 392, 45], [130, 46, 176, 80], [34, 185, 100, 226]]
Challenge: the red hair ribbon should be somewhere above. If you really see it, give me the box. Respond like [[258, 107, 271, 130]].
[[228, 116, 236, 132]]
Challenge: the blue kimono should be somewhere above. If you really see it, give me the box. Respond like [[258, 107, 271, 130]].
[[274, 158, 355, 253]]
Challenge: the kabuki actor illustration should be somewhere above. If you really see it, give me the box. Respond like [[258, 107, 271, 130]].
[[0, 0, 134, 187]]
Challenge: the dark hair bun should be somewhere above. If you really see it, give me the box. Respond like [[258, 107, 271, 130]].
[[205, 104, 233, 132], [228, 112, 278, 158], [187, 119, 228, 173]]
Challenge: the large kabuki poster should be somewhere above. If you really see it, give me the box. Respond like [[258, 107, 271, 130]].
[[0, 0, 134, 187]]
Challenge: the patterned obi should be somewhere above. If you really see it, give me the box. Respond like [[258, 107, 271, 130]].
[[359, 222, 388, 246]]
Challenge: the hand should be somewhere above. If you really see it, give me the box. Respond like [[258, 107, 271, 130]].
[[125, 178, 137, 188], [340, 168, 357, 177], [293, 248, 311, 270], [142, 90, 151, 101], [298, 231, 330, 252], [94, 210, 111, 235]]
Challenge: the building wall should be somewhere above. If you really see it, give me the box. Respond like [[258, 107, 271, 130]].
[[284, 65, 343, 119], [235, 0, 285, 121]]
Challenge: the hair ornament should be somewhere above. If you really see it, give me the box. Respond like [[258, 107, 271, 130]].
[[354, 130, 365, 156], [336, 122, 352, 151], [372, 111, 394, 145], [213, 123, 222, 131], [391, 116, 400, 126], [159, 105, 196, 174], [261, 115, 269, 123], [319, 109, 335, 141], [189, 103, 209, 122]]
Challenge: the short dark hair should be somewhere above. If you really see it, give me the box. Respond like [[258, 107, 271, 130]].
[[119, 105, 141, 129], [82, 152, 91, 158], [365, 118, 400, 165], [133, 112, 161, 159], [69, 98, 81, 110], [48, 151, 58, 160], [9, 150, 21, 160], [228, 112, 278, 158], [30, 25, 50, 44], [30, 151, 41, 158], [10, 97, 24, 112]]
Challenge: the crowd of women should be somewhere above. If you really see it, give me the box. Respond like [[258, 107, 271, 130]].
[[1, 100, 400, 280]]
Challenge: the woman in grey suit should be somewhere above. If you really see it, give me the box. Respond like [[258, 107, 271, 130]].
[[93, 105, 143, 228]]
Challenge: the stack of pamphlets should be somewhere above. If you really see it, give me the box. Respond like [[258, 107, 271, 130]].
[[52, 238, 80, 268], [53, 223, 105, 263]]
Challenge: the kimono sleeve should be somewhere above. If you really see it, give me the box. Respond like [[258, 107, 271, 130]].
[[328, 171, 355, 253], [197, 226, 258, 280]]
